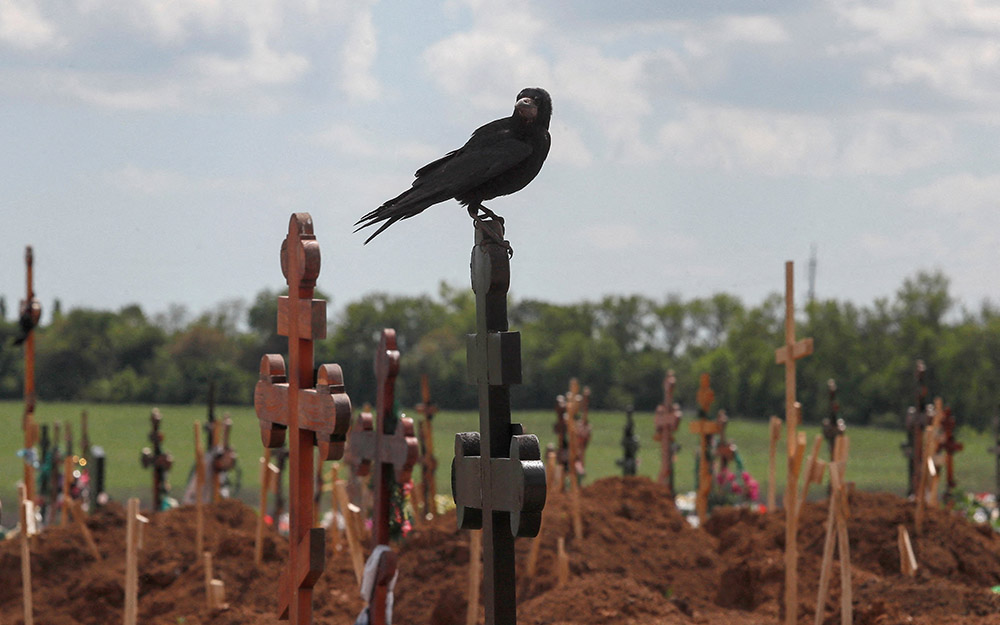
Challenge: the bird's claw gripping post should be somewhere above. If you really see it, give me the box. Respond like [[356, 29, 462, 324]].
[[471, 208, 514, 258]]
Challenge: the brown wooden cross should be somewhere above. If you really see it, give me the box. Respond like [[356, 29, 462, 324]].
[[654, 370, 682, 495], [940, 406, 963, 496], [252, 213, 353, 624], [415, 374, 439, 519], [774, 260, 812, 625], [452, 222, 546, 625], [689, 373, 721, 524], [20, 246, 41, 503], [903, 360, 930, 496]]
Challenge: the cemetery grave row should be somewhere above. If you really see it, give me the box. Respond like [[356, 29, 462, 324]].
[[4, 217, 1000, 625]]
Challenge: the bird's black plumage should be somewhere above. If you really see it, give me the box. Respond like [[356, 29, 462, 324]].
[[355, 87, 552, 243]]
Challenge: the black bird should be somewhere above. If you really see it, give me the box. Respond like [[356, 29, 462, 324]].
[[355, 87, 552, 244]]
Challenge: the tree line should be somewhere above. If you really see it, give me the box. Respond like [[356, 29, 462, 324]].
[[1, 270, 998, 430]]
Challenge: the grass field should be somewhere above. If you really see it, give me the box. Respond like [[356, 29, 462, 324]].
[[1, 399, 997, 516]]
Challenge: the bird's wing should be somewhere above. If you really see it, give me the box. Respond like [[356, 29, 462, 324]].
[[414, 133, 533, 197]]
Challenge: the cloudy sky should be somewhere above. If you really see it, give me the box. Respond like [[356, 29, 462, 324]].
[[2, 0, 999, 324]]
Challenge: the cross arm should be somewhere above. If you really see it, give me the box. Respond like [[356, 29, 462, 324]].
[[254, 356, 353, 460], [775, 337, 814, 364], [452, 428, 546, 537]]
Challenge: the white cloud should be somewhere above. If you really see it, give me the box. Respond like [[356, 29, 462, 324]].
[[0, 0, 61, 50], [831, 0, 1000, 104], [658, 105, 952, 176], [340, 7, 380, 101]]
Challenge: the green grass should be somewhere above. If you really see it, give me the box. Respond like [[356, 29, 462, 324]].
[[2, 400, 996, 515]]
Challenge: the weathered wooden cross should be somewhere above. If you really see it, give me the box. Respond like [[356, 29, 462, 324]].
[[654, 370, 682, 495], [689, 373, 721, 524], [253, 213, 354, 624], [902, 360, 930, 496], [20, 246, 41, 503], [452, 222, 546, 625], [140, 409, 173, 511], [347, 328, 418, 624], [940, 406, 962, 498], [774, 260, 813, 625], [415, 374, 439, 519]]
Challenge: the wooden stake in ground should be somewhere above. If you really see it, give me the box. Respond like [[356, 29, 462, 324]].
[[334, 480, 365, 585], [19, 246, 42, 504], [797, 434, 826, 520], [939, 406, 963, 504], [124, 497, 149, 625], [915, 398, 946, 532], [526, 447, 557, 580], [416, 374, 439, 519], [68, 499, 101, 561], [253, 213, 354, 624], [346, 328, 419, 625], [194, 422, 206, 560], [19, 483, 35, 625], [255, 449, 278, 567], [775, 260, 813, 625], [897, 524, 917, 577], [564, 378, 585, 540], [813, 436, 852, 625], [654, 370, 681, 495], [556, 537, 570, 588], [203, 551, 230, 611], [452, 221, 546, 625], [768, 416, 782, 510], [689, 373, 721, 525], [467, 530, 483, 625]]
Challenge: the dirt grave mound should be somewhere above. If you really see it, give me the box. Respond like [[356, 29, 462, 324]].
[[2, 477, 1000, 624]]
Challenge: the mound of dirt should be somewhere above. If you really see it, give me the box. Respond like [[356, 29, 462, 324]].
[[2, 477, 999, 624]]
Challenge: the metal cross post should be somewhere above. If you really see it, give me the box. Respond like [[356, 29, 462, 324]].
[[346, 328, 418, 625], [253, 213, 353, 624], [452, 222, 546, 625], [774, 260, 813, 625], [140, 409, 173, 511], [415, 374, 439, 518]]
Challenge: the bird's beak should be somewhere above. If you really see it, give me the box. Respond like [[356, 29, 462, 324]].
[[515, 97, 538, 120]]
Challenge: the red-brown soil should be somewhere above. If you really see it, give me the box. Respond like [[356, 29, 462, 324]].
[[2, 476, 1000, 624]]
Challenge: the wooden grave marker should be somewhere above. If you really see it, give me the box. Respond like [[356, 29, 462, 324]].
[[19, 483, 36, 625], [902, 360, 930, 496], [193, 422, 207, 560], [689, 373, 721, 524], [897, 524, 918, 577], [564, 378, 585, 539], [822, 379, 846, 461], [452, 222, 546, 625], [140, 409, 173, 511], [767, 416, 782, 510], [123, 497, 149, 625], [416, 374, 439, 519], [775, 260, 812, 625], [654, 370, 682, 495], [253, 213, 354, 623], [813, 436, 852, 625], [346, 328, 419, 625], [20, 246, 42, 504], [940, 406, 963, 504]]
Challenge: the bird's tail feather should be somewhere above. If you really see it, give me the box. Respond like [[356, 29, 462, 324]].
[[354, 186, 452, 243]]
